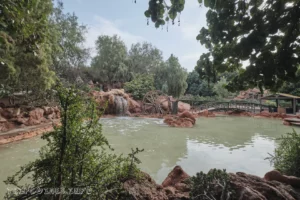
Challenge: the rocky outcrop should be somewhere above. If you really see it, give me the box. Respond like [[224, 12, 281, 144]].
[[124, 167, 300, 200], [123, 166, 190, 200], [229, 171, 300, 200], [158, 96, 191, 113], [164, 112, 196, 128], [0, 106, 60, 132], [198, 109, 216, 117], [234, 88, 270, 100], [90, 89, 141, 115]]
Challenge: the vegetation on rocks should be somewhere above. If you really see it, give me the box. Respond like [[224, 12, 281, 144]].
[[268, 130, 300, 177], [124, 75, 155, 100], [189, 169, 232, 200]]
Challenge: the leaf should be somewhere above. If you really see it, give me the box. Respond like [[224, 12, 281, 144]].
[[144, 10, 151, 18]]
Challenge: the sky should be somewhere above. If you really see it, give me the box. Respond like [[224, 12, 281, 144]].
[[62, 0, 209, 72]]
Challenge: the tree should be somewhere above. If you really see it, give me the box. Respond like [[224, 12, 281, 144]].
[[185, 70, 215, 97], [213, 77, 233, 98], [124, 74, 155, 100], [141, 0, 300, 92], [186, 71, 202, 96], [0, 0, 56, 96], [50, 1, 90, 82], [128, 42, 163, 75], [91, 35, 129, 84], [195, 53, 217, 87], [4, 86, 141, 199], [163, 54, 188, 98]]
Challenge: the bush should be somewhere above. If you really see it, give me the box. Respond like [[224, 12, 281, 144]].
[[189, 169, 233, 200], [4, 86, 142, 199], [267, 130, 300, 177], [124, 74, 155, 100]]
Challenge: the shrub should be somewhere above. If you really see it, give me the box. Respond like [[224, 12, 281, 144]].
[[4, 85, 142, 199], [124, 74, 155, 100], [189, 169, 233, 200], [267, 130, 300, 177]]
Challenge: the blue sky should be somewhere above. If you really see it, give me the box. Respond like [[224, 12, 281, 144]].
[[62, 0, 209, 72]]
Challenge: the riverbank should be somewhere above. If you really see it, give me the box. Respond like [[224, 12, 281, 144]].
[[1, 110, 297, 145]]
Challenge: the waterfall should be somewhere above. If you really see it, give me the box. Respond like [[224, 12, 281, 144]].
[[114, 96, 128, 115]]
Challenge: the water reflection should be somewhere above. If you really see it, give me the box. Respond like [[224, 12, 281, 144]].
[[0, 116, 297, 197]]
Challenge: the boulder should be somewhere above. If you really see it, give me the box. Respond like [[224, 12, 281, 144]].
[[123, 166, 190, 200], [128, 99, 142, 113], [26, 108, 45, 125], [178, 102, 191, 113], [179, 111, 196, 125], [162, 166, 190, 188], [264, 170, 300, 188], [229, 172, 300, 200], [123, 172, 169, 200], [164, 116, 194, 128]]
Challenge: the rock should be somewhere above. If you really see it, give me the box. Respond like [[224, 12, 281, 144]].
[[123, 172, 169, 200], [264, 170, 300, 188], [26, 108, 45, 126], [128, 99, 142, 113], [229, 172, 300, 200], [162, 166, 190, 188], [123, 166, 190, 200], [0, 115, 7, 123], [0, 108, 14, 119], [283, 121, 292, 126], [198, 109, 210, 117], [178, 101, 191, 113], [164, 116, 194, 128], [179, 111, 196, 125]]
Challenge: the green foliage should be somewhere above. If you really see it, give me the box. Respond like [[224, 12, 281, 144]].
[[265, 100, 276, 107], [267, 130, 300, 177], [197, 1, 300, 92], [124, 75, 155, 100], [213, 77, 233, 98], [0, 0, 56, 95], [142, 0, 300, 92], [4, 86, 142, 199], [189, 169, 233, 200], [186, 70, 215, 97], [156, 54, 188, 98], [50, 1, 90, 82], [128, 42, 164, 75], [91, 35, 129, 84]]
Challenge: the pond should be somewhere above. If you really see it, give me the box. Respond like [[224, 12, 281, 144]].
[[0, 116, 297, 197]]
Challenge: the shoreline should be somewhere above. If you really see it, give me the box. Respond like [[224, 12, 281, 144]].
[[0, 111, 294, 145]]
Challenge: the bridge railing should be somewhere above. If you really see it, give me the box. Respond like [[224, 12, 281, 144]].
[[179, 99, 276, 113]]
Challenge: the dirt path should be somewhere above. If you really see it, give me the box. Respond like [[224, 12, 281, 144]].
[[0, 120, 60, 145]]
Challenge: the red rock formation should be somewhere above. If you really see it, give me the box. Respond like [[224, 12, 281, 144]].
[[123, 166, 190, 200], [264, 170, 300, 188], [179, 111, 196, 125], [123, 166, 300, 200], [164, 114, 195, 128], [229, 172, 300, 200], [162, 166, 190, 192], [0, 106, 61, 132]]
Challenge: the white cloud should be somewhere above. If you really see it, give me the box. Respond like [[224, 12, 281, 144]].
[[85, 16, 145, 57]]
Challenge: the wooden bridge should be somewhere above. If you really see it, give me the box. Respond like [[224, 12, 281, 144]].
[[180, 100, 275, 113]]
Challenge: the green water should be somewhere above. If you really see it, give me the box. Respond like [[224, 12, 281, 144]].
[[0, 116, 297, 197]]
